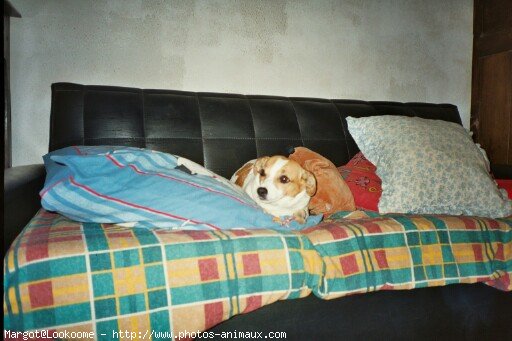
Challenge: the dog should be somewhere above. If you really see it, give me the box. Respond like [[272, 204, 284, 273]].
[[230, 156, 317, 224]]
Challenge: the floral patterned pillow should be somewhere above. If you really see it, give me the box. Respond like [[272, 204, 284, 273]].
[[346, 115, 512, 218]]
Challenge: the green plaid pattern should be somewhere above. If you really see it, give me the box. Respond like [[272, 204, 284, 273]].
[[4, 209, 511, 339]]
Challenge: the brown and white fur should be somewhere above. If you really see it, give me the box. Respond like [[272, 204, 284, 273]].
[[230, 156, 316, 224]]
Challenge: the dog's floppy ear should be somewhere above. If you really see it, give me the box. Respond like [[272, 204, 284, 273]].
[[302, 170, 317, 196], [253, 156, 269, 175]]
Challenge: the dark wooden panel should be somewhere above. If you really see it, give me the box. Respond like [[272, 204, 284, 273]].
[[475, 30, 512, 57], [478, 52, 512, 164], [4, 15, 11, 168], [482, 0, 512, 36], [471, 0, 512, 165]]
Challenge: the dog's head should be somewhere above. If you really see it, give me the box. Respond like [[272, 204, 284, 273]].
[[250, 155, 316, 204]]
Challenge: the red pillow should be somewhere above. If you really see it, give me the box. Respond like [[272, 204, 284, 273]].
[[496, 179, 512, 199], [344, 151, 377, 172], [338, 152, 382, 211]]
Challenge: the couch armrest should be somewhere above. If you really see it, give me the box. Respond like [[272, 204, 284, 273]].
[[491, 164, 512, 180], [4, 164, 46, 251]]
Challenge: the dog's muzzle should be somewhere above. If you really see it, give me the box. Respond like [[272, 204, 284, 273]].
[[257, 187, 268, 200]]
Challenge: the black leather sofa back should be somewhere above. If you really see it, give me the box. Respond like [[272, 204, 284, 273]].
[[50, 83, 461, 177]]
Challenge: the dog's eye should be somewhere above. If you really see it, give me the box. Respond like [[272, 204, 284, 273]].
[[259, 169, 266, 177], [280, 175, 289, 184]]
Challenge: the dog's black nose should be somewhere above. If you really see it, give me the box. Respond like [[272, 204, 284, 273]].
[[257, 187, 268, 199]]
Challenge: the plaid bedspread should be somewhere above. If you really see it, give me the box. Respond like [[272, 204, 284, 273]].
[[304, 211, 511, 297], [4, 210, 511, 340]]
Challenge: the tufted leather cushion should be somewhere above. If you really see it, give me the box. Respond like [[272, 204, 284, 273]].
[[50, 83, 462, 178]]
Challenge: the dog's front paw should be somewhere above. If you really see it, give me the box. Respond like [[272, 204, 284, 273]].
[[294, 216, 306, 224], [293, 210, 307, 224]]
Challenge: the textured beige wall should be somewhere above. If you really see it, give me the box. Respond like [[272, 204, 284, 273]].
[[10, 0, 473, 166]]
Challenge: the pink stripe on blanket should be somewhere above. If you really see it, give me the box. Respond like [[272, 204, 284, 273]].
[[72, 146, 83, 155], [40, 177, 68, 198], [105, 154, 257, 209], [68, 177, 221, 230]]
